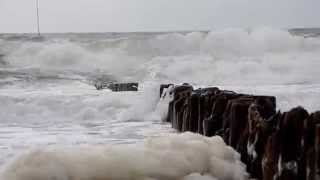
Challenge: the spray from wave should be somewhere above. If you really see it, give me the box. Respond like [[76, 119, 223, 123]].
[[1, 28, 320, 85]]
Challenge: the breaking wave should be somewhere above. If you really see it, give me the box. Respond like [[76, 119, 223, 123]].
[[1, 27, 320, 85]]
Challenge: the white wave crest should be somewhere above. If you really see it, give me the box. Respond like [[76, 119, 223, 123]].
[[2, 28, 320, 85]]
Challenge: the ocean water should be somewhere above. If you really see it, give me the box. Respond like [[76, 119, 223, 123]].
[[0, 27, 320, 180]]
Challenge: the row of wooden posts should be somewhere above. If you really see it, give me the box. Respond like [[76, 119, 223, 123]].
[[159, 83, 320, 180]]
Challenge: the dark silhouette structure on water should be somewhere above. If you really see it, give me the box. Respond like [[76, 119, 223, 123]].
[[160, 84, 320, 180]]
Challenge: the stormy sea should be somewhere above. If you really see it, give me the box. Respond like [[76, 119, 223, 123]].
[[0, 28, 320, 180]]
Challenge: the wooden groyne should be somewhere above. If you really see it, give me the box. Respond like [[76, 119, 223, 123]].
[[95, 82, 138, 91], [160, 84, 320, 180]]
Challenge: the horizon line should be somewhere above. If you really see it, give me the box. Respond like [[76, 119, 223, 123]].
[[1, 27, 320, 34]]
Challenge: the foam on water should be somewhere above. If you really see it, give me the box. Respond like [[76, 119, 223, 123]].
[[0, 28, 320, 178], [0, 133, 248, 180]]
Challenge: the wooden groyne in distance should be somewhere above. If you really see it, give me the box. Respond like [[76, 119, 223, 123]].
[[160, 84, 320, 180], [95, 82, 138, 91]]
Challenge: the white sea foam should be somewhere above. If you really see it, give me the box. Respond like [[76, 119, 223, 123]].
[[0, 133, 248, 180]]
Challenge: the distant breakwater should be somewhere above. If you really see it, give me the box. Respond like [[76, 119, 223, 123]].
[[159, 84, 320, 180]]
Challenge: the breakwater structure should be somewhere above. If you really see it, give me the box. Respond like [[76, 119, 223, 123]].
[[159, 84, 320, 180], [94, 82, 139, 91]]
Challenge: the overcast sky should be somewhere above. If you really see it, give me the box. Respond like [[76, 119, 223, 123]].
[[0, 0, 319, 33]]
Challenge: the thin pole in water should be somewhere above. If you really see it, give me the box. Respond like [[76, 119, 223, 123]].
[[36, 0, 40, 36]]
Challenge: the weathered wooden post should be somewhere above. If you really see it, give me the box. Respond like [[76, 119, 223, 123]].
[[174, 85, 193, 131]]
